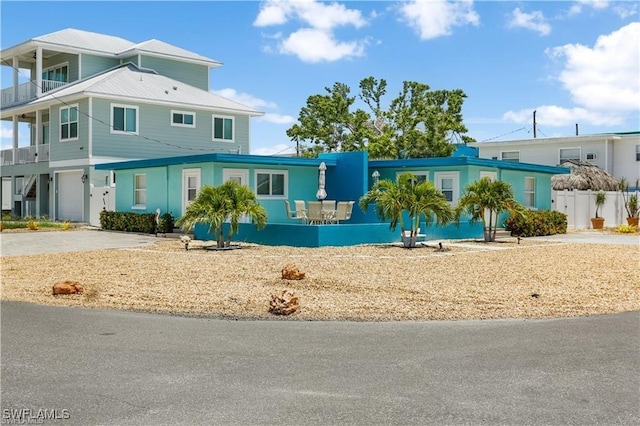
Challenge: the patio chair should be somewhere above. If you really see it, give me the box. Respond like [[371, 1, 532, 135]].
[[334, 201, 354, 224], [284, 200, 307, 223], [307, 201, 324, 224]]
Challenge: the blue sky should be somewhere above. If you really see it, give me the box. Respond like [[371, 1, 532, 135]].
[[1, 0, 638, 155]]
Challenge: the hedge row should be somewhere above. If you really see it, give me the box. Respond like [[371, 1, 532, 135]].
[[505, 210, 567, 237], [99, 211, 175, 234]]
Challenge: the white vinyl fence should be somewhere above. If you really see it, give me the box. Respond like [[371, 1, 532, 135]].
[[552, 189, 638, 229]]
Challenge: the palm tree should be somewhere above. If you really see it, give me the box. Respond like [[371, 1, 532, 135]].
[[176, 181, 268, 248], [455, 177, 525, 242], [360, 172, 455, 248]]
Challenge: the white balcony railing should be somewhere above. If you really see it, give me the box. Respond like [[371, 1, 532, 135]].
[[0, 145, 49, 165], [1, 80, 68, 107]]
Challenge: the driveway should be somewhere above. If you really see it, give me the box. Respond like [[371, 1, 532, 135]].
[[1, 301, 638, 425]]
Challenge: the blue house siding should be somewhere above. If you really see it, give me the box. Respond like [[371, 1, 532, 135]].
[[49, 99, 90, 162], [140, 56, 209, 91], [81, 55, 120, 79]]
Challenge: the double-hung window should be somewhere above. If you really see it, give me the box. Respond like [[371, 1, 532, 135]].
[[396, 171, 428, 184], [255, 170, 287, 198], [524, 177, 536, 208], [111, 104, 138, 134], [213, 115, 233, 142], [134, 174, 147, 208], [60, 105, 78, 141], [171, 110, 195, 128], [500, 151, 519, 162], [435, 172, 459, 204]]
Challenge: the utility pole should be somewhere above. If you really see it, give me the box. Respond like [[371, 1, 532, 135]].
[[533, 110, 537, 138], [575, 123, 579, 135]]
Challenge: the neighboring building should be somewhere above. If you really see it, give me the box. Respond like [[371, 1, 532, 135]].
[[469, 132, 640, 188], [0, 28, 262, 223], [96, 151, 568, 247]]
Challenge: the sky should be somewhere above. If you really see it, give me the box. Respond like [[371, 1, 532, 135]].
[[1, 0, 638, 155]]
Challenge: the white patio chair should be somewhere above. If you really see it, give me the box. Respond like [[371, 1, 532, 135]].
[[307, 201, 324, 224]]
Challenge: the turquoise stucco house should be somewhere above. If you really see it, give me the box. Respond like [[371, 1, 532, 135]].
[[95, 151, 569, 247]]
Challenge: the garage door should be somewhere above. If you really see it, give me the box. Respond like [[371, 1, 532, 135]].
[[57, 172, 84, 221]]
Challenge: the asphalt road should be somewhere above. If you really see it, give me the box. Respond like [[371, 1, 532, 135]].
[[1, 301, 638, 425]]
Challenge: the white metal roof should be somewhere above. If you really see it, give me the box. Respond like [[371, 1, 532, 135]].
[[32, 28, 135, 55], [121, 39, 222, 66], [27, 64, 262, 116]]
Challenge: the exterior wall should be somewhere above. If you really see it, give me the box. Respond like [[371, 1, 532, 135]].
[[90, 98, 250, 160], [48, 98, 90, 162], [1, 177, 11, 210], [553, 190, 633, 229], [141, 56, 209, 91], [81, 54, 120, 79], [612, 136, 640, 183], [34, 52, 80, 83], [500, 170, 554, 211]]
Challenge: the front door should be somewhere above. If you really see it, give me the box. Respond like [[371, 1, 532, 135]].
[[182, 169, 201, 215]]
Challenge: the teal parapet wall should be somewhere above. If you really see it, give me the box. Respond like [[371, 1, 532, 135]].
[[193, 220, 483, 247]]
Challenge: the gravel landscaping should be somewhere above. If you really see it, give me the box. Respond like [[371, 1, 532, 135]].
[[2, 235, 638, 321]]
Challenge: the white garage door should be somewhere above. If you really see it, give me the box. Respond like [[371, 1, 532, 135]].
[[57, 172, 84, 221]]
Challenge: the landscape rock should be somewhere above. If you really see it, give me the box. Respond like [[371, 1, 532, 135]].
[[52, 280, 84, 295], [281, 263, 305, 280]]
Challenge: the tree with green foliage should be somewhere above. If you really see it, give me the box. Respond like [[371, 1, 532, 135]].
[[287, 76, 474, 159], [176, 181, 268, 248], [455, 177, 525, 242], [359, 172, 455, 248]]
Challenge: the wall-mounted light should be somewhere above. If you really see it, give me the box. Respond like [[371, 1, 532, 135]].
[[81, 174, 88, 184], [372, 170, 380, 186]]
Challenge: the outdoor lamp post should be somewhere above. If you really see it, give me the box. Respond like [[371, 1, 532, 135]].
[[372, 170, 380, 186]]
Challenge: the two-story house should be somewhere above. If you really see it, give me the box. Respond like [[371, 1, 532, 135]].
[[469, 132, 640, 187], [0, 28, 261, 224]]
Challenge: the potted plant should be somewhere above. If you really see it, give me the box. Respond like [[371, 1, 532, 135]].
[[591, 191, 606, 229], [619, 178, 639, 227]]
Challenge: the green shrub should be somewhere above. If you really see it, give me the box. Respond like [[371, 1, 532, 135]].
[[505, 210, 567, 237], [99, 210, 155, 234], [157, 212, 175, 234], [616, 224, 637, 234]]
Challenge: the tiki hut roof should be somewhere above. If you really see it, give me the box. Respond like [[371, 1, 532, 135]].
[[551, 160, 619, 191]]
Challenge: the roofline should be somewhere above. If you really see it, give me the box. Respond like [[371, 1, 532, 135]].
[[116, 49, 222, 69], [469, 131, 639, 147], [369, 156, 570, 174], [95, 153, 338, 170]]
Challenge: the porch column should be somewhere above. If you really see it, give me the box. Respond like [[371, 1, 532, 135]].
[[12, 56, 18, 102], [12, 115, 18, 163], [35, 110, 41, 162], [35, 46, 42, 97], [35, 174, 41, 218]]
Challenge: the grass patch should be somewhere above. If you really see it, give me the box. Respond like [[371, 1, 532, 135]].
[[0, 218, 73, 231]]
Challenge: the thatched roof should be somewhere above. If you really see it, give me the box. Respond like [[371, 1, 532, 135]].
[[551, 160, 619, 191]]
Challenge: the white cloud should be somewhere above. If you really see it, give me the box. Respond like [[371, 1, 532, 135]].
[[254, 0, 370, 63], [612, 3, 638, 19], [258, 113, 296, 125], [503, 23, 639, 129], [568, 0, 611, 16], [279, 28, 366, 63], [397, 0, 479, 40], [251, 143, 297, 156], [546, 22, 639, 112], [507, 8, 551, 36], [211, 88, 277, 110]]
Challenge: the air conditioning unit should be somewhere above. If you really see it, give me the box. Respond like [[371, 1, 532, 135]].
[[586, 153, 597, 161]]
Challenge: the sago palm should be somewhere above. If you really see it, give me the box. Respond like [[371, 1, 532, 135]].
[[455, 177, 525, 242]]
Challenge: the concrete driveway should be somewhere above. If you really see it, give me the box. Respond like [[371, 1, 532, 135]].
[[1, 301, 638, 425]]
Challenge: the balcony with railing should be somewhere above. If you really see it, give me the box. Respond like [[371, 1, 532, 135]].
[[1, 144, 49, 166], [1, 80, 68, 108]]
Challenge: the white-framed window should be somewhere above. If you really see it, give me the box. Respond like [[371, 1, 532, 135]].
[[585, 152, 597, 162], [133, 173, 146, 208], [434, 172, 459, 204], [212, 115, 234, 142], [59, 105, 79, 141], [255, 169, 287, 198], [636, 145, 640, 161], [171, 110, 195, 128], [500, 151, 519, 162], [396, 171, 428, 184], [111, 104, 138, 135], [479, 171, 497, 181], [223, 168, 249, 186], [182, 168, 201, 215], [559, 147, 581, 164], [42, 63, 68, 83], [42, 122, 50, 144], [524, 177, 535, 208]]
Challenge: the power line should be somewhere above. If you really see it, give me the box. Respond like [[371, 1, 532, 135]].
[[480, 127, 527, 143], [0, 59, 228, 154]]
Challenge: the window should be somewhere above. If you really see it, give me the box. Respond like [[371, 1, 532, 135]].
[[60, 105, 78, 141], [559, 147, 581, 164], [223, 169, 249, 186], [213, 115, 233, 142], [171, 110, 195, 128], [586, 153, 597, 161], [479, 171, 497, 181], [524, 177, 535, 208], [42, 64, 68, 83], [636, 145, 640, 161], [500, 151, 519, 162], [111, 104, 138, 134], [134, 174, 146, 208], [255, 170, 287, 198], [435, 172, 459, 203], [396, 171, 428, 184]]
